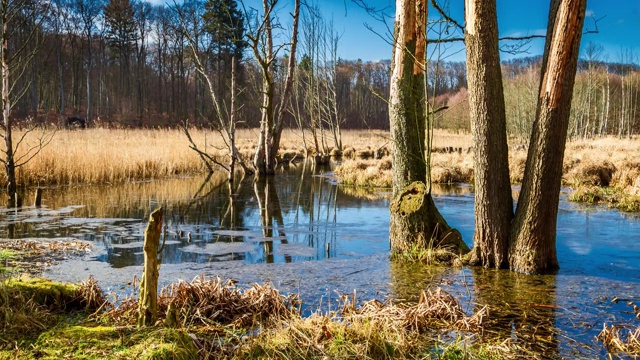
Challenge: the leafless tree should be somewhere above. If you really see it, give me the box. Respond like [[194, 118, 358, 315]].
[[1, 0, 55, 205], [245, 0, 300, 178]]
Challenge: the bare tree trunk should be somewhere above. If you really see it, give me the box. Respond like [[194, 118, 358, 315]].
[[229, 58, 237, 183], [252, 0, 275, 178], [270, 0, 300, 169], [56, 35, 65, 115], [1, 1, 16, 205], [388, 0, 466, 257], [86, 40, 92, 123], [465, 0, 513, 269], [619, 75, 625, 138], [604, 71, 610, 135], [250, 0, 300, 178], [510, 0, 586, 274]]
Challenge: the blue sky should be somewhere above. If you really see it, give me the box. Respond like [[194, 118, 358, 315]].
[[291, 0, 640, 63]]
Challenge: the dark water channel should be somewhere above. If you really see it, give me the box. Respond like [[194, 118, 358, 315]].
[[1, 163, 639, 358]]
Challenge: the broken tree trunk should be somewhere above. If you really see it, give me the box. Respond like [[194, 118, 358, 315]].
[[137, 207, 163, 327]]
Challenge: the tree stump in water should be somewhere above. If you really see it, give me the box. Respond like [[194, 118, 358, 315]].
[[389, 182, 469, 260], [137, 208, 163, 327], [34, 188, 43, 207]]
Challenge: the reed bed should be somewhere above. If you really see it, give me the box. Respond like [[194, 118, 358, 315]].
[[9, 128, 205, 187], [334, 134, 640, 211], [598, 324, 640, 356], [4, 126, 640, 211]]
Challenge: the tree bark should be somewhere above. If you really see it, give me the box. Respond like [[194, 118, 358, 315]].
[[465, 0, 513, 269], [510, 0, 586, 274], [389, 0, 466, 257], [137, 207, 163, 327], [1, 0, 16, 206]]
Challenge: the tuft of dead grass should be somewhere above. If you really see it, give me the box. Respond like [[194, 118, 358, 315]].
[[341, 287, 486, 332], [334, 157, 393, 188], [243, 286, 489, 359], [0, 277, 104, 348], [103, 275, 299, 329], [598, 324, 640, 356]]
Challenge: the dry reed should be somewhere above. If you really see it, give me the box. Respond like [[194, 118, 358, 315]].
[[334, 133, 640, 211], [243, 286, 488, 359], [103, 275, 299, 329], [598, 324, 640, 356]]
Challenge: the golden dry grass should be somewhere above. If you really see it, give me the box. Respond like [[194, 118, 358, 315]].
[[8, 128, 205, 187], [5, 127, 640, 210], [241, 286, 490, 359], [598, 324, 640, 356], [334, 133, 640, 210], [1, 128, 398, 188]]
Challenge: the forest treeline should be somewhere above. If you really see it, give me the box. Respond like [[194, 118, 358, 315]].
[[8, 0, 640, 137]]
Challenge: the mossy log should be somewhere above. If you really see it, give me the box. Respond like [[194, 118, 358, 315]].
[[137, 207, 163, 327], [389, 182, 469, 258]]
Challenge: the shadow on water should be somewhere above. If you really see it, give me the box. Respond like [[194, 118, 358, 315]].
[[1, 166, 639, 357]]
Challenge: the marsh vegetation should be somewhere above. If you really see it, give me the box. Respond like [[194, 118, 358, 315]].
[[0, 0, 639, 357]]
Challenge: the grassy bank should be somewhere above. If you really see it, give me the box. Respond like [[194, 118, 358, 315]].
[[2, 128, 384, 189], [3, 127, 640, 210], [335, 133, 640, 211], [1, 275, 637, 359], [0, 276, 499, 359]]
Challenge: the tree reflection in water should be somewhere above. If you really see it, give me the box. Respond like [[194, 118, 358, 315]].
[[471, 268, 559, 358]]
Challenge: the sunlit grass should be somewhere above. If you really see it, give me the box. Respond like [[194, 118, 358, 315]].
[[4, 127, 640, 211]]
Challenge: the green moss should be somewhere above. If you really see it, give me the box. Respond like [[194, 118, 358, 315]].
[[0, 249, 14, 261], [569, 186, 640, 213], [0, 250, 15, 275], [2, 278, 80, 309], [390, 181, 427, 217], [29, 325, 198, 360], [129, 329, 197, 360]]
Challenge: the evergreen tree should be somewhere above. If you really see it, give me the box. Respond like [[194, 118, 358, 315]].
[[203, 0, 246, 63]]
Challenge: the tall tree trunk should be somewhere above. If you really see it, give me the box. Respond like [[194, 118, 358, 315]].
[[1, 0, 16, 205], [252, 0, 300, 178], [86, 31, 92, 123], [388, 0, 466, 256], [510, 0, 586, 274], [465, 0, 513, 269], [270, 0, 300, 171], [57, 35, 65, 115]]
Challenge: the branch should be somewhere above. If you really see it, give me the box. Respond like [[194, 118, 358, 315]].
[[181, 121, 218, 174], [430, 0, 464, 33], [584, 14, 605, 35], [14, 125, 56, 168], [499, 34, 546, 41]]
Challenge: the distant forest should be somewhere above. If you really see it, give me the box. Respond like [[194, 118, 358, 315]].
[[8, 0, 640, 138]]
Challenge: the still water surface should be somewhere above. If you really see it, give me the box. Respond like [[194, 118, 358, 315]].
[[1, 163, 639, 358]]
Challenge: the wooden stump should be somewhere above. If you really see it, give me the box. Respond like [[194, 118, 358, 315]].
[[137, 207, 163, 327], [34, 188, 43, 207]]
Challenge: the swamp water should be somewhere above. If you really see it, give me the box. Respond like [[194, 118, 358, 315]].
[[1, 163, 639, 358]]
